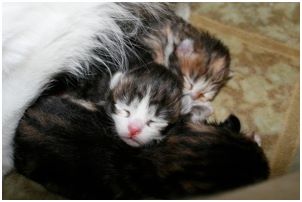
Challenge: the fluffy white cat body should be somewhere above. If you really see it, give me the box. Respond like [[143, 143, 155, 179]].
[[2, 3, 163, 176]]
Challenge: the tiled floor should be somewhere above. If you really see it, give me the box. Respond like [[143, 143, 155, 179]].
[[189, 2, 299, 176], [191, 3, 300, 49]]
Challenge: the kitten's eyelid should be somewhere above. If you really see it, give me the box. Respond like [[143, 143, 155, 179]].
[[120, 109, 130, 117], [125, 110, 130, 117], [146, 119, 155, 126], [115, 104, 130, 117]]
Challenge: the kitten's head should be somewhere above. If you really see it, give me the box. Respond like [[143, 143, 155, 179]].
[[175, 35, 231, 114], [107, 64, 183, 147], [151, 114, 269, 197], [189, 114, 261, 146]]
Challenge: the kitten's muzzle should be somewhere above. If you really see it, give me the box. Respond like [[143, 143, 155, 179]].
[[128, 121, 143, 137]]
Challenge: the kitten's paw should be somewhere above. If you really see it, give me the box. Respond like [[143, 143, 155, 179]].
[[190, 102, 213, 123]]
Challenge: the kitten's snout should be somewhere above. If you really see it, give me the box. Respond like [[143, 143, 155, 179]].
[[128, 121, 143, 138], [190, 92, 202, 100]]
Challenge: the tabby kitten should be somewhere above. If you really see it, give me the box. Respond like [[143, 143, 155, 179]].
[[142, 16, 231, 121], [14, 94, 269, 199]]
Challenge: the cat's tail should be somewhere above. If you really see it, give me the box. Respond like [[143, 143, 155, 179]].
[[2, 3, 168, 176]]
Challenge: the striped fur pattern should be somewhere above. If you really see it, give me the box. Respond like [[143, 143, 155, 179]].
[[142, 16, 231, 121]]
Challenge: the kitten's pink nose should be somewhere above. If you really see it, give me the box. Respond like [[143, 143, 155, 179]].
[[190, 92, 204, 100], [128, 122, 143, 138]]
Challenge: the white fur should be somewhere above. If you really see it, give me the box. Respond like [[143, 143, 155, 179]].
[[2, 3, 166, 176], [164, 31, 174, 67], [112, 91, 168, 147], [110, 72, 124, 90]]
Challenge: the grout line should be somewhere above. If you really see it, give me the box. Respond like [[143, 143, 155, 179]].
[[189, 14, 300, 61]]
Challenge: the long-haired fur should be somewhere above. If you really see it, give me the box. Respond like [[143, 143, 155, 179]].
[[3, 3, 170, 176]]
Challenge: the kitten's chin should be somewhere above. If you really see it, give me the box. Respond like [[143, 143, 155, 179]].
[[120, 137, 142, 147]]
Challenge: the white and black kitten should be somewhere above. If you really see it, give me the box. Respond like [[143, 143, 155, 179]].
[[14, 95, 269, 199], [107, 64, 183, 147], [44, 63, 183, 147]]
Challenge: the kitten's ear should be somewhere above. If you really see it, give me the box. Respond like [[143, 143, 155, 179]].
[[223, 114, 241, 133], [208, 54, 231, 84], [207, 41, 231, 79], [110, 72, 124, 89], [176, 38, 194, 55], [210, 55, 228, 72]]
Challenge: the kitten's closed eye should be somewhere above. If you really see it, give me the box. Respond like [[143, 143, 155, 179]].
[[109, 64, 183, 147], [115, 104, 130, 117], [146, 120, 155, 126]]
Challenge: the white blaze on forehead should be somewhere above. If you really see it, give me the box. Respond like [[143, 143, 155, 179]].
[[130, 87, 152, 121], [115, 87, 154, 121]]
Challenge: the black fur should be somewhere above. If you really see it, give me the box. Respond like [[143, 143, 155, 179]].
[[14, 96, 269, 199]]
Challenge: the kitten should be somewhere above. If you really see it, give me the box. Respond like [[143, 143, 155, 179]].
[[142, 16, 231, 121], [14, 95, 269, 199], [107, 64, 183, 147], [43, 63, 183, 147]]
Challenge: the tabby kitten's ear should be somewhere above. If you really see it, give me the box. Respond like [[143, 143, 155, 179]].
[[110, 72, 124, 89], [208, 48, 231, 82]]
